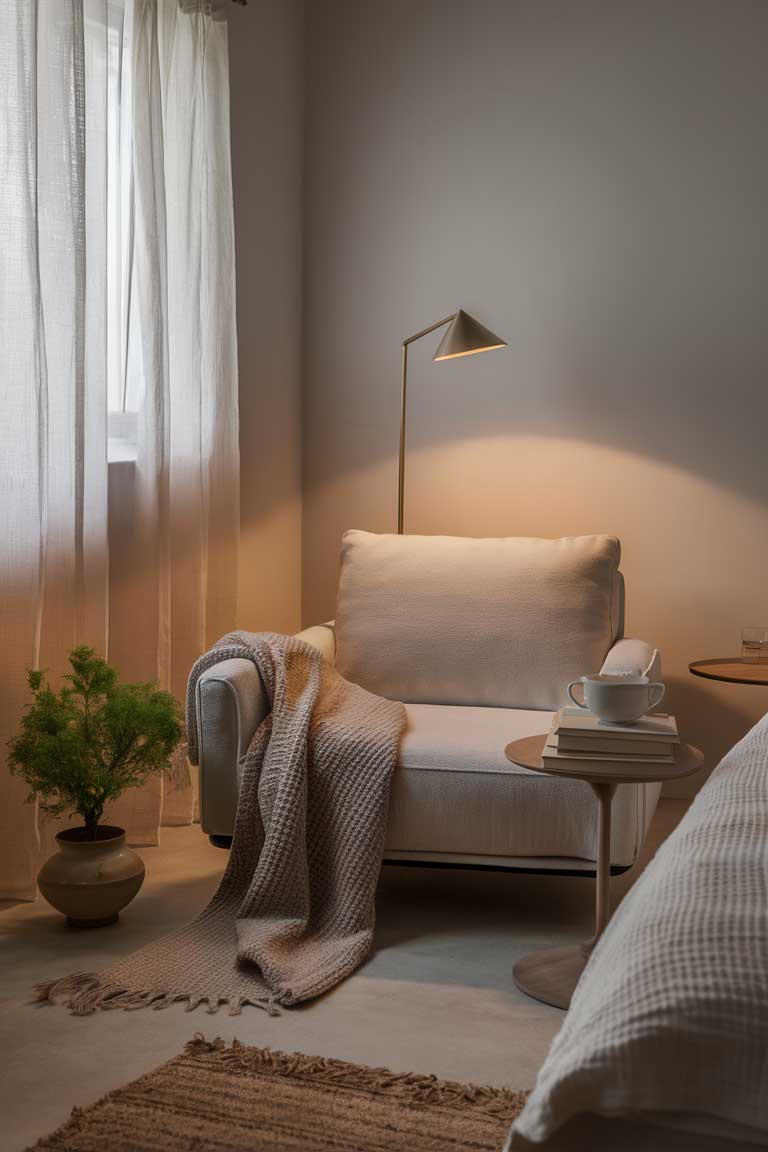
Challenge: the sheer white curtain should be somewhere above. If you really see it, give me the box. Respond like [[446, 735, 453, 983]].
[[0, 0, 239, 898], [111, 0, 239, 830], [0, 0, 109, 900]]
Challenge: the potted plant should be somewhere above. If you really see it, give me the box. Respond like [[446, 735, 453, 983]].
[[9, 645, 182, 927]]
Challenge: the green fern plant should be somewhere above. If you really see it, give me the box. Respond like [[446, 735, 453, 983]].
[[9, 646, 182, 841]]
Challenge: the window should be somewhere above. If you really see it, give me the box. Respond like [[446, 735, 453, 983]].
[[87, 0, 140, 460]]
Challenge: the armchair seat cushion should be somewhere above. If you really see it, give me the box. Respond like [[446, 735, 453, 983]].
[[384, 704, 659, 866]]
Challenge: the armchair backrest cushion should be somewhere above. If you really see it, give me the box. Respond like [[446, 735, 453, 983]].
[[335, 530, 622, 710]]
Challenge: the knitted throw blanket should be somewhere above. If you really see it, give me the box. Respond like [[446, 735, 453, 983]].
[[38, 632, 406, 1016]]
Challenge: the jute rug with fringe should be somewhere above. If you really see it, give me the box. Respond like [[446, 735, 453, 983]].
[[29, 1036, 529, 1151]]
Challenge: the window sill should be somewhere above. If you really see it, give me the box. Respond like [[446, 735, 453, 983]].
[[108, 438, 137, 465], [108, 411, 138, 465]]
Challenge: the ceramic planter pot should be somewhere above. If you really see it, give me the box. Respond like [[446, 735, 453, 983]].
[[37, 825, 145, 928]]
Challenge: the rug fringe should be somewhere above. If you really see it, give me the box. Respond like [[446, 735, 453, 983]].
[[34, 974, 282, 1018], [183, 1035, 527, 1115]]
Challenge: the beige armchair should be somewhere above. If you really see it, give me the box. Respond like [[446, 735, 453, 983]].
[[196, 532, 662, 874]]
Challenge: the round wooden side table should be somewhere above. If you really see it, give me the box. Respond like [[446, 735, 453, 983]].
[[689, 659, 768, 686], [504, 734, 704, 1010]]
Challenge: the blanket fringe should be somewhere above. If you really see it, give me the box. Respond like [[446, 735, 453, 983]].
[[34, 973, 282, 1018], [183, 1035, 528, 1116]]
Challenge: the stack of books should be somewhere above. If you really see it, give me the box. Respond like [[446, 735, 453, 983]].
[[544, 707, 680, 771]]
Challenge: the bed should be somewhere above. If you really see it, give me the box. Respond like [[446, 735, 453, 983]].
[[507, 712, 768, 1150]]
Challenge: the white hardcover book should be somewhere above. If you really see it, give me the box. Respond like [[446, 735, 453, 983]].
[[553, 707, 679, 742], [543, 737, 674, 765], [551, 733, 676, 757]]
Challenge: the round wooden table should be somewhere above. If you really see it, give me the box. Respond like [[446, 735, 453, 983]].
[[504, 734, 704, 1010], [689, 659, 768, 686]]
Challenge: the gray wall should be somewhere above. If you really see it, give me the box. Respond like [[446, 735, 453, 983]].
[[231, 0, 303, 634], [302, 0, 768, 788]]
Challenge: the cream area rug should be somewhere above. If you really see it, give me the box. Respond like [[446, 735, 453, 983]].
[[29, 1036, 529, 1151]]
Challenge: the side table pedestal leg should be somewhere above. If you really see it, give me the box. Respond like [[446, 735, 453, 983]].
[[512, 781, 617, 1010]]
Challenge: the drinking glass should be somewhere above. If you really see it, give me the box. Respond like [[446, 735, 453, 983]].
[[742, 628, 768, 663]]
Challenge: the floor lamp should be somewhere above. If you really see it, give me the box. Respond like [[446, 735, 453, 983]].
[[398, 309, 507, 533]]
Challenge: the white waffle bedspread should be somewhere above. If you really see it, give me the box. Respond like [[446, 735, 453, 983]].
[[509, 712, 768, 1149]]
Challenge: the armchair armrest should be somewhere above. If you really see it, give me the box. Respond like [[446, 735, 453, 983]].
[[601, 638, 662, 681], [196, 657, 269, 835], [295, 621, 336, 664], [196, 623, 335, 835]]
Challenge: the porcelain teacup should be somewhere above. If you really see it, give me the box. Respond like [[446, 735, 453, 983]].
[[566, 673, 665, 725]]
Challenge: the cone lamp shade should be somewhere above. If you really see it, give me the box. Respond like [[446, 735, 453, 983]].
[[397, 307, 507, 532], [432, 309, 507, 361]]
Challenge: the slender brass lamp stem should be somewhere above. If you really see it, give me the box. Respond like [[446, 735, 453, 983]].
[[398, 343, 408, 534], [398, 314, 455, 534]]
